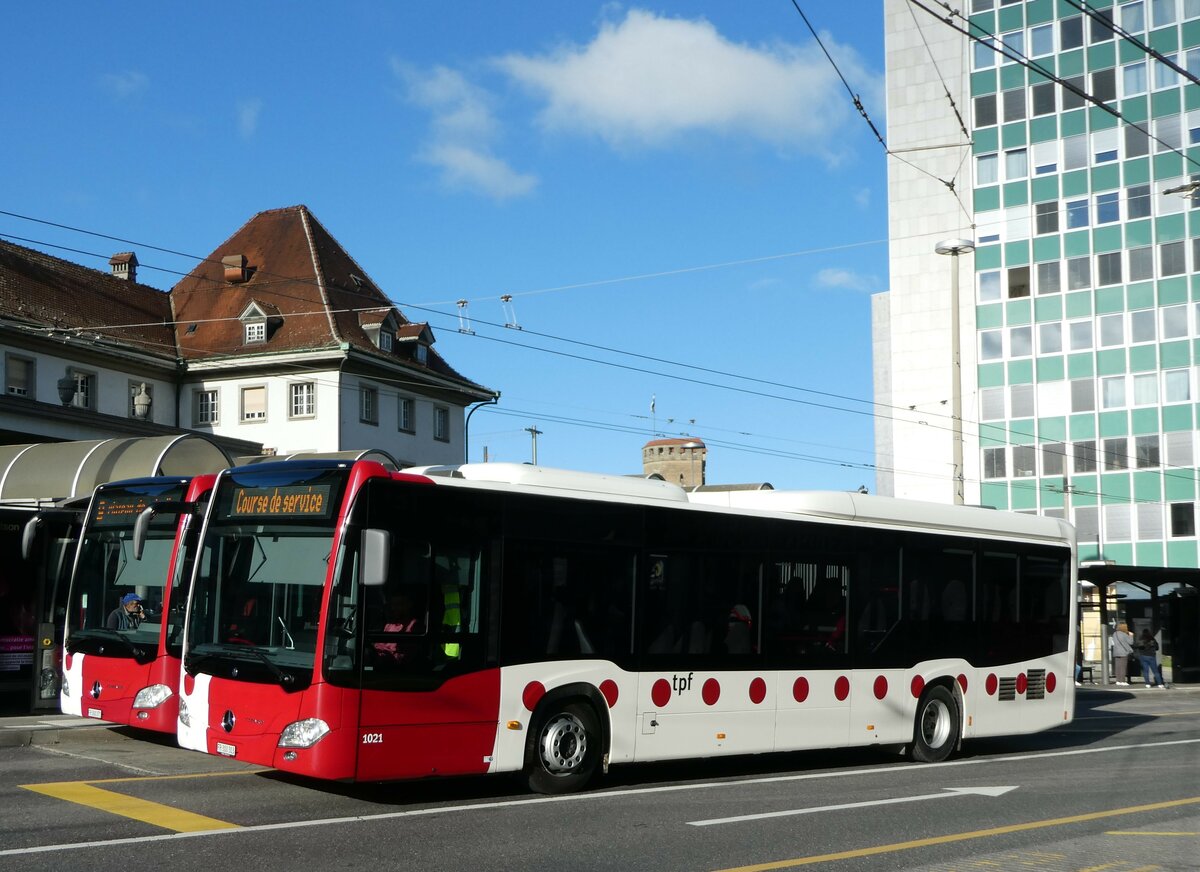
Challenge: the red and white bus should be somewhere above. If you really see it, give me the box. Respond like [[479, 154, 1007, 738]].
[[172, 460, 1075, 792], [59, 475, 215, 732]]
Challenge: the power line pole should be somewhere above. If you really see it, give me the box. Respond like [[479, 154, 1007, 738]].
[[525, 426, 542, 465]]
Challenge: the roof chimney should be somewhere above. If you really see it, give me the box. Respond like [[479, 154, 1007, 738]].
[[222, 254, 248, 283], [109, 252, 138, 282]]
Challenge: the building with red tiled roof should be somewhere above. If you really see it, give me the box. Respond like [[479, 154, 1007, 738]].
[[0, 206, 496, 466], [642, 437, 706, 489]]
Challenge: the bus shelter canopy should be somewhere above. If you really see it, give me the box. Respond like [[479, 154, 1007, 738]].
[[0, 434, 233, 500]]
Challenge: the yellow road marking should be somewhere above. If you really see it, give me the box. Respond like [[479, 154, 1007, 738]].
[[713, 796, 1200, 871], [22, 782, 239, 833], [1105, 831, 1199, 836]]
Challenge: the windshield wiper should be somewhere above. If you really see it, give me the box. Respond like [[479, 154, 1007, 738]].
[[69, 628, 141, 657], [243, 646, 295, 686], [187, 644, 294, 686]]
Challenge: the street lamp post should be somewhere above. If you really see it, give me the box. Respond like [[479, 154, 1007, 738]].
[[935, 238, 975, 505]]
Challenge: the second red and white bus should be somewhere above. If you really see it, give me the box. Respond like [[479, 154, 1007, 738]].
[[172, 460, 1075, 792], [60, 475, 215, 732]]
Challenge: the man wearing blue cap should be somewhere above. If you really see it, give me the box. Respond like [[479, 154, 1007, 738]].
[[106, 593, 145, 630]]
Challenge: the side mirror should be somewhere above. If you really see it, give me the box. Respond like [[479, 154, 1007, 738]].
[[360, 528, 391, 587], [20, 516, 42, 562], [133, 500, 194, 560]]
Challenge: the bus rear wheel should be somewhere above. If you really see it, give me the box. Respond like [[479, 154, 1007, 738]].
[[910, 685, 959, 763], [526, 702, 600, 794]]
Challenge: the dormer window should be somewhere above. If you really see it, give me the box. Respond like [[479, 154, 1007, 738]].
[[415, 344, 428, 364], [245, 321, 266, 344], [380, 331, 393, 352], [238, 300, 280, 346]]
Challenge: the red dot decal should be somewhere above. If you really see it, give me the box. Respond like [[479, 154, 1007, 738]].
[[873, 676, 888, 700], [183, 672, 195, 695], [986, 673, 998, 696], [702, 678, 721, 706], [599, 680, 619, 708], [652, 678, 671, 708], [910, 675, 925, 698], [749, 677, 766, 704], [957, 674, 968, 693], [793, 676, 809, 703], [1046, 672, 1057, 694], [522, 681, 546, 711], [834, 676, 850, 701], [1016, 673, 1028, 695]]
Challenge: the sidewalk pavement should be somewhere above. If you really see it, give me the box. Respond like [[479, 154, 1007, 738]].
[[0, 713, 117, 749]]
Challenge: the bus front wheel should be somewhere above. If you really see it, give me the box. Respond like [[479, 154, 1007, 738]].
[[910, 685, 959, 763], [526, 701, 600, 794]]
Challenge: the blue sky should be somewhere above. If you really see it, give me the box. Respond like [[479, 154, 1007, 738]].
[[1, 3, 890, 491]]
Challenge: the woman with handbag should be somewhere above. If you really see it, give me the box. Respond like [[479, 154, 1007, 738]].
[[1111, 622, 1135, 686]]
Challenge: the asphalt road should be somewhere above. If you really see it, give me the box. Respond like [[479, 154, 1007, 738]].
[[1, 687, 1198, 872]]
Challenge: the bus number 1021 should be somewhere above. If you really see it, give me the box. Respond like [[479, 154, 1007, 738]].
[[362, 733, 384, 744]]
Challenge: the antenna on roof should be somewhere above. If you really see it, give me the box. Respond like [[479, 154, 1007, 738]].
[[501, 294, 521, 330], [456, 299, 474, 335]]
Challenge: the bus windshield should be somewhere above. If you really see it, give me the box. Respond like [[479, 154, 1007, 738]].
[[65, 481, 189, 662], [184, 467, 347, 688]]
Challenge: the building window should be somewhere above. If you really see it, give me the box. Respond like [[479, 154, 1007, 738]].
[[974, 94, 997, 127], [1007, 266, 1030, 298], [415, 345, 428, 365], [1012, 446, 1036, 477], [1089, 7, 1115, 42], [1060, 16, 1084, 50], [1170, 503, 1195, 538], [979, 270, 1002, 301], [1127, 184, 1151, 219], [1061, 75, 1087, 111], [980, 330, 1003, 361], [1131, 310, 1156, 343], [973, 38, 997, 71], [1154, 56, 1181, 90], [1122, 61, 1148, 97], [1138, 504, 1164, 541], [1152, 0, 1178, 28], [70, 370, 95, 410], [195, 389, 219, 424], [976, 154, 999, 185], [1009, 326, 1032, 357], [397, 397, 415, 432], [1073, 440, 1098, 473], [1036, 262, 1061, 294], [241, 386, 266, 421], [1067, 256, 1092, 290], [1097, 252, 1122, 285], [360, 386, 378, 425], [1167, 431, 1194, 467], [1161, 241, 1187, 276], [1004, 148, 1028, 180], [983, 447, 1006, 479], [1154, 115, 1182, 152], [981, 388, 1005, 421], [1103, 437, 1128, 471], [379, 331, 393, 352], [245, 321, 266, 344], [1010, 384, 1035, 418], [1070, 379, 1095, 413], [1096, 191, 1120, 223], [1091, 68, 1117, 103], [1002, 88, 1026, 122], [1099, 313, 1125, 347], [1164, 369, 1191, 403], [434, 406, 449, 442], [1032, 140, 1058, 175], [1069, 320, 1093, 351], [1133, 372, 1159, 405], [1043, 442, 1066, 477], [1035, 201, 1059, 234], [1136, 435, 1160, 469], [1101, 375, 1126, 408], [1129, 246, 1154, 280], [290, 382, 315, 418], [1161, 305, 1188, 339], [5, 355, 32, 397], [1121, 0, 1146, 31], [1031, 82, 1056, 115], [1066, 198, 1090, 229], [1039, 322, 1062, 354], [1125, 125, 1150, 158], [1063, 135, 1088, 170], [1030, 23, 1054, 56]]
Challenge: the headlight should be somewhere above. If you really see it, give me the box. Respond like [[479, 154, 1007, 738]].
[[178, 696, 191, 728], [278, 718, 330, 748], [132, 684, 172, 709], [61, 674, 70, 698]]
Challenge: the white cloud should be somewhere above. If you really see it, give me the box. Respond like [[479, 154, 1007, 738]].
[[816, 268, 877, 292], [100, 71, 149, 100], [497, 9, 879, 157], [393, 60, 537, 201], [237, 99, 262, 139]]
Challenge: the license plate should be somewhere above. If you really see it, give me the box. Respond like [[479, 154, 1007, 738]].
[[216, 742, 237, 757], [87, 708, 102, 719]]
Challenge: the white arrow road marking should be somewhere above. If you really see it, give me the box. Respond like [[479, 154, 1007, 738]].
[[687, 786, 1019, 827]]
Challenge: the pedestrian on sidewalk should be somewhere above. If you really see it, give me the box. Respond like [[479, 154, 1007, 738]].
[[1135, 629, 1167, 688], [1111, 622, 1135, 685]]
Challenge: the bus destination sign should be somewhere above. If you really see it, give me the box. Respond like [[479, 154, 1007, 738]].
[[92, 486, 186, 527], [229, 484, 334, 519]]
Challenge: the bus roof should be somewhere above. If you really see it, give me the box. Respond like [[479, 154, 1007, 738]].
[[404, 463, 1073, 545]]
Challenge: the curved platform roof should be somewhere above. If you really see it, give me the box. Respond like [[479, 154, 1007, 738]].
[[234, 448, 399, 471], [0, 435, 233, 500]]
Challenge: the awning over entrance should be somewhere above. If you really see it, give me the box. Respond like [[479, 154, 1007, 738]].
[[234, 448, 400, 470], [0, 434, 233, 500]]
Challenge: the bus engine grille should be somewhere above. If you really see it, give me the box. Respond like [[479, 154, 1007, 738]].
[[1025, 669, 1046, 700], [998, 676, 1017, 700]]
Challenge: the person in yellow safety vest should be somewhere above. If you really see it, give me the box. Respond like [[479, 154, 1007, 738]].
[[441, 581, 461, 659]]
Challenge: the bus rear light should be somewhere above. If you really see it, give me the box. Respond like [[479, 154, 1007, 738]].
[[133, 684, 172, 709], [279, 718, 330, 748]]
